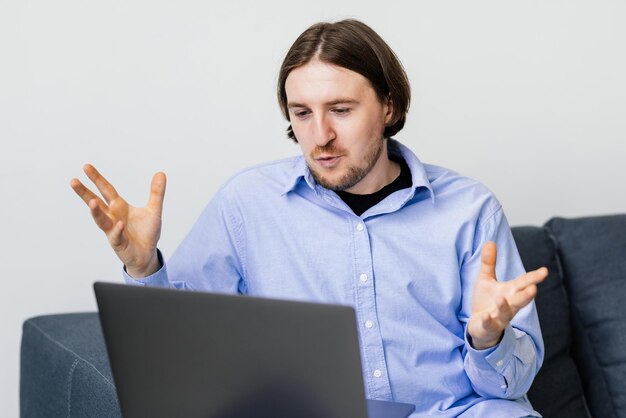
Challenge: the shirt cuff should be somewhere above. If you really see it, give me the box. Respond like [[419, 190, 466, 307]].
[[122, 249, 170, 287], [465, 323, 516, 374]]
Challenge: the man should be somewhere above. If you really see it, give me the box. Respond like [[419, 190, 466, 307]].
[[71, 19, 547, 417]]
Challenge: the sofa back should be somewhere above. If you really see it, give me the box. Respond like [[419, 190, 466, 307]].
[[512, 214, 626, 418]]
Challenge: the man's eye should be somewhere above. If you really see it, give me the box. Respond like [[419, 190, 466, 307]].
[[294, 110, 310, 118], [332, 108, 350, 115]]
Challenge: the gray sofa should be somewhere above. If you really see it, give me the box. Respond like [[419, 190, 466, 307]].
[[20, 214, 626, 417]]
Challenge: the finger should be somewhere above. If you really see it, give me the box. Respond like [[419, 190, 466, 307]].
[[512, 267, 549, 291], [492, 296, 515, 325], [83, 164, 120, 205], [108, 220, 127, 250], [89, 198, 114, 232], [479, 241, 497, 280], [507, 284, 539, 311], [147, 172, 166, 215], [70, 178, 106, 207]]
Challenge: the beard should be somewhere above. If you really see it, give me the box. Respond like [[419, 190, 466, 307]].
[[308, 138, 385, 192]]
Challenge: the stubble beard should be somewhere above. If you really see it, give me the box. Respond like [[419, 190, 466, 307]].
[[309, 138, 385, 192]]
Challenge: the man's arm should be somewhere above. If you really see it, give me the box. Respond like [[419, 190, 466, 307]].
[[123, 183, 246, 294], [460, 208, 546, 399]]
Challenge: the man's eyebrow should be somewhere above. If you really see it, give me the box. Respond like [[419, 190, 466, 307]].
[[287, 102, 307, 109], [326, 98, 359, 106], [287, 98, 360, 109]]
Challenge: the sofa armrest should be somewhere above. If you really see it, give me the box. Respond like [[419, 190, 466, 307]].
[[20, 313, 121, 418]]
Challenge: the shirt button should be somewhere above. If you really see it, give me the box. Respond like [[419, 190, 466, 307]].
[[496, 360, 504, 367], [359, 274, 368, 283], [365, 320, 374, 329], [356, 223, 364, 232], [373, 369, 382, 378]]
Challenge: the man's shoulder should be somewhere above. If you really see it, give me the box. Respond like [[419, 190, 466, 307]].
[[422, 163, 501, 213], [218, 155, 304, 196], [394, 140, 495, 202], [423, 163, 487, 192]]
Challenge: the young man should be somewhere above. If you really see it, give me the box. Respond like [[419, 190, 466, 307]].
[[72, 19, 547, 417]]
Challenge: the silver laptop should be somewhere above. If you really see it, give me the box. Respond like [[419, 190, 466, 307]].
[[94, 282, 415, 418]]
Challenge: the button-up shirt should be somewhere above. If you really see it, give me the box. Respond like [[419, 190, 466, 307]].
[[125, 139, 543, 417]]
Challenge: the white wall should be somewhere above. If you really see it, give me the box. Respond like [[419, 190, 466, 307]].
[[2, 0, 625, 414]]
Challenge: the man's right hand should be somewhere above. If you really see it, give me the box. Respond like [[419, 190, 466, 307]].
[[70, 164, 166, 278]]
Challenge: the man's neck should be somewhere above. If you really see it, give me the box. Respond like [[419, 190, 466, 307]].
[[336, 154, 412, 216]]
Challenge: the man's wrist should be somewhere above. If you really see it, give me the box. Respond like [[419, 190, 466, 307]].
[[469, 331, 504, 350], [125, 252, 162, 279]]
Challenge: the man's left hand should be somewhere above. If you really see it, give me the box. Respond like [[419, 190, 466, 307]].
[[467, 241, 548, 350]]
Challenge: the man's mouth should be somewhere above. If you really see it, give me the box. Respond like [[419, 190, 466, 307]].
[[315, 155, 342, 168]]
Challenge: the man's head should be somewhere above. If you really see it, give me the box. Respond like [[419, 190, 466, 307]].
[[277, 19, 411, 142], [278, 20, 411, 193]]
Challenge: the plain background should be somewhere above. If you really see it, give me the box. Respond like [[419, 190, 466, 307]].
[[2, 0, 625, 415]]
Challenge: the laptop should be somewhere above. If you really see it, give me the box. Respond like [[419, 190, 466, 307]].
[[94, 282, 415, 418]]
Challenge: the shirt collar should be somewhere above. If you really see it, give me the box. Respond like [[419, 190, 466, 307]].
[[389, 139, 435, 204], [281, 139, 435, 203], [281, 157, 315, 195]]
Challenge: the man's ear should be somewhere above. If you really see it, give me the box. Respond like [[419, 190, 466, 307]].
[[384, 95, 394, 125]]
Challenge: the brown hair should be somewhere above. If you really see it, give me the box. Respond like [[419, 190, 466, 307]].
[[277, 19, 411, 142]]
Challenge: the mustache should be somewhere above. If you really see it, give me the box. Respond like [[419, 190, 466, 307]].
[[310, 143, 346, 158]]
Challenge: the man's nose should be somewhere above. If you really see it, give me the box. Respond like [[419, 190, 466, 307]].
[[312, 114, 336, 146]]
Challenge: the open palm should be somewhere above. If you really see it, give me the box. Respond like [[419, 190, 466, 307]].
[[467, 241, 547, 349], [71, 164, 166, 278]]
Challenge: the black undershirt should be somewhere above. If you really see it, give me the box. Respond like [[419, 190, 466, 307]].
[[336, 156, 412, 216]]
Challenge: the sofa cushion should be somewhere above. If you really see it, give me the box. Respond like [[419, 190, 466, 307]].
[[511, 226, 589, 418], [547, 215, 626, 418]]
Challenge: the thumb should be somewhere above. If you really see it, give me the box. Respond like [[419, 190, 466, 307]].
[[479, 241, 497, 280]]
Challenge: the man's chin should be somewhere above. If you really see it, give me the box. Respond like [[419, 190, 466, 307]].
[[310, 169, 363, 192], [310, 170, 341, 191]]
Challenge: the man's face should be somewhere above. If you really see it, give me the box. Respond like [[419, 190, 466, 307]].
[[285, 59, 393, 194]]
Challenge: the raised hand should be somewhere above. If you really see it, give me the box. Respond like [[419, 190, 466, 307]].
[[70, 164, 166, 278], [467, 242, 548, 349]]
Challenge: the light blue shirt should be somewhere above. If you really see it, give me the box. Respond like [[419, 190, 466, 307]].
[[125, 139, 543, 417]]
